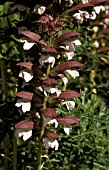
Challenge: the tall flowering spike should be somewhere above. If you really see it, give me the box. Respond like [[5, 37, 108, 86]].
[[58, 90, 83, 99], [15, 120, 34, 129], [51, 61, 84, 76], [15, 91, 34, 100], [42, 108, 57, 117], [20, 31, 47, 46], [16, 62, 33, 70], [56, 116, 80, 125], [54, 32, 81, 45], [45, 132, 59, 139], [43, 78, 58, 85]]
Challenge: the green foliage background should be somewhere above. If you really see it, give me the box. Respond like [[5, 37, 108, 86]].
[[0, 0, 109, 169]]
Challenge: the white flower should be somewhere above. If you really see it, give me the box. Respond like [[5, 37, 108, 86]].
[[81, 0, 89, 4], [15, 129, 32, 141], [73, 39, 81, 46], [34, 5, 46, 15], [65, 101, 75, 110], [44, 87, 61, 97], [66, 51, 75, 60], [66, 70, 79, 79], [15, 99, 31, 113], [62, 76, 68, 86], [94, 6, 105, 14], [90, 11, 96, 20], [93, 41, 99, 48], [92, 26, 98, 33], [44, 117, 58, 128], [43, 138, 59, 150], [79, 10, 90, 19], [19, 69, 33, 82], [20, 38, 35, 50], [64, 126, 72, 135], [73, 12, 81, 20], [39, 55, 55, 67]]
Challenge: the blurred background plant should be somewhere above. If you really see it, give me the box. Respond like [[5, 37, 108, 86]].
[[0, 0, 109, 169]]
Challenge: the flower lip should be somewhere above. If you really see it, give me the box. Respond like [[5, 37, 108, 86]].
[[45, 131, 59, 139]]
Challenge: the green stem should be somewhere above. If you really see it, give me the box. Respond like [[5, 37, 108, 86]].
[[13, 129, 17, 170], [36, 64, 51, 170], [0, 59, 7, 102]]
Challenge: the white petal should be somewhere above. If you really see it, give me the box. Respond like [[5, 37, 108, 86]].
[[21, 102, 31, 112], [48, 139, 59, 150], [66, 70, 79, 79], [43, 138, 59, 150], [44, 87, 61, 97], [64, 126, 71, 135], [94, 6, 105, 14], [19, 70, 33, 82], [38, 6, 46, 15], [39, 55, 55, 67], [93, 41, 99, 48], [73, 39, 81, 46], [15, 129, 32, 141], [47, 118, 58, 128], [15, 99, 31, 113], [23, 41, 35, 50], [92, 26, 98, 33], [62, 77, 68, 86], [65, 101, 75, 110], [90, 11, 96, 20], [73, 12, 81, 20], [22, 130, 32, 141], [15, 100, 22, 107], [66, 52, 74, 60]]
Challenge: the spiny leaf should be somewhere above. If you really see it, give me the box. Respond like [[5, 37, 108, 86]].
[[15, 91, 34, 100], [56, 116, 80, 125], [16, 62, 33, 70], [58, 90, 83, 99], [15, 120, 34, 129], [42, 108, 57, 117]]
